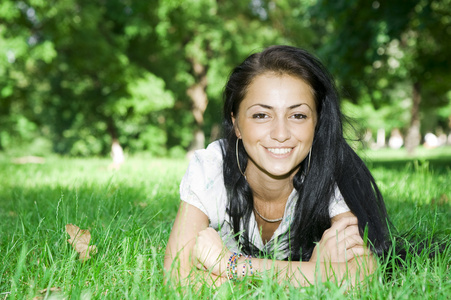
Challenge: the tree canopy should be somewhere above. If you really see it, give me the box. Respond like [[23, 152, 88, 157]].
[[1, 0, 450, 156], [312, 0, 451, 151]]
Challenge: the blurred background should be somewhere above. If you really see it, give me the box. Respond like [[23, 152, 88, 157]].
[[0, 0, 450, 158]]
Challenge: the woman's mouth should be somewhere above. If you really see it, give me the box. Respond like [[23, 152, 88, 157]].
[[266, 148, 293, 155]]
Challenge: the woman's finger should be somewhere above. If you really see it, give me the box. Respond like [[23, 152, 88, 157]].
[[328, 234, 363, 251], [340, 246, 367, 261], [193, 227, 231, 277], [323, 216, 359, 240], [323, 225, 363, 249], [322, 231, 367, 262]]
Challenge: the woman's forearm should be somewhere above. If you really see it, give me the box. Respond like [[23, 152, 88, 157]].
[[167, 251, 374, 288], [230, 254, 375, 287]]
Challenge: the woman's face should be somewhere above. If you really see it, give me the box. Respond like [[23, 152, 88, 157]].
[[233, 73, 317, 179]]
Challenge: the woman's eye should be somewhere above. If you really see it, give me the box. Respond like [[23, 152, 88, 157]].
[[252, 113, 268, 119], [291, 113, 307, 119]]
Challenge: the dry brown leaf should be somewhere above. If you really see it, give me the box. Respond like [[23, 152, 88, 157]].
[[431, 194, 450, 206], [66, 224, 97, 261], [39, 287, 61, 294], [32, 287, 63, 300], [12, 156, 45, 164]]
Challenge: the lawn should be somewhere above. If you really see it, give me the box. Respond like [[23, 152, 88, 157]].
[[0, 147, 450, 299]]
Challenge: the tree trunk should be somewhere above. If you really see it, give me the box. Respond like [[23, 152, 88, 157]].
[[187, 57, 208, 152], [405, 82, 422, 155], [106, 117, 124, 169]]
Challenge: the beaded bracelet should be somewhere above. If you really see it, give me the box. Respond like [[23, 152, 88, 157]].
[[227, 253, 237, 280], [227, 252, 253, 281], [247, 255, 253, 276], [232, 253, 242, 280]]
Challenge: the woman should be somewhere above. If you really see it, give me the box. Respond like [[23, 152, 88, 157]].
[[164, 45, 389, 286]]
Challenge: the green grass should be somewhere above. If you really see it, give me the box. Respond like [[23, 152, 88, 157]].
[[0, 148, 450, 299]]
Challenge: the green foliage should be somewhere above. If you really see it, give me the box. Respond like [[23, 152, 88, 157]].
[[126, 72, 174, 113], [0, 0, 177, 156], [312, 0, 451, 137], [0, 0, 300, 155], [0, 0, 449, 156], [342, 96, 410, 133]]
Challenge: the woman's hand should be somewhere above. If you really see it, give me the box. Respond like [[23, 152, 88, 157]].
[[310, 214, 367, 263], [193, 227, 231, 277]]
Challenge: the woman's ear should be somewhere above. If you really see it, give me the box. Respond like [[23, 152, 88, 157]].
[[232, 113, 241, 139]]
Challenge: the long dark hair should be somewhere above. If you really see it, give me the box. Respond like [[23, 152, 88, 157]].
[[221, 45, 390, 261]]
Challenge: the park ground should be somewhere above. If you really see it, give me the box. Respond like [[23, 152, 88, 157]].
[[0, 146, 450, 299]]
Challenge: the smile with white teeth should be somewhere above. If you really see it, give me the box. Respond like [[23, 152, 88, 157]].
[[267, 148, 293, 155]]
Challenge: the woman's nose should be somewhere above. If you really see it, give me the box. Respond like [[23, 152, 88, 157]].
[[270, 118, 291, 142]]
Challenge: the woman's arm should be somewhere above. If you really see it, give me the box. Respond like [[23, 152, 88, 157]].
[[164, 201, 212, 284], [194, 212, 375, 287], [310, 211, 368, 263]]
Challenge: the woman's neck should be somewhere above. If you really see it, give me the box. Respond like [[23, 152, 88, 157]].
[[245, 162, 296, 203]]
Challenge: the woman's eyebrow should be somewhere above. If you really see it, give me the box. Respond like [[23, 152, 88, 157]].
[[247, 104, 273, 110], [247, 103, 313, 111], [288, 104, 302, 109], [289, 103, 314, 112]]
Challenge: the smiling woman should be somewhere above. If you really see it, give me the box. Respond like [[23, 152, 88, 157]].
[[233, 74, 316, 180], [164, 45, 388, 287]]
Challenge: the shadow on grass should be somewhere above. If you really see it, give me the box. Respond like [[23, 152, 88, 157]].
[[366, 157, 451, 173], [360, 146, 451, 173]]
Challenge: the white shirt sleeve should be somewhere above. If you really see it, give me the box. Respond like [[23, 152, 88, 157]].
[[179, 141, 227, 227], [328, 184, 351, 218]]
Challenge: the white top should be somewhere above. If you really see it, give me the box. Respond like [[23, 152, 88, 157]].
[[180, 140, 350, 260]]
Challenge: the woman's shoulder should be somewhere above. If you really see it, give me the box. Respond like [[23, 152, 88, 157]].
[[185, 140, 225, 183], [190, 140, 224, 166], [186, 140, 224, 180], [180, 140, 227, 219], [329, 184, 350, 218]]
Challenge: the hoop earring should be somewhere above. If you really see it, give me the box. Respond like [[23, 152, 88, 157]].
[[236, 138, 246, 178], [307, 147, 312, 172]]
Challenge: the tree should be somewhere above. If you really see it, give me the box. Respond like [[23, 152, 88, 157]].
[[0, 0, 175, 155], [311, 0, 451, 153], [1, 0, 307, 155], [146, 0, 287, 152]]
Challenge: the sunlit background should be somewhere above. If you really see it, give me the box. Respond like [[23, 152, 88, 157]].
[[1, 0, 450, 157]]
